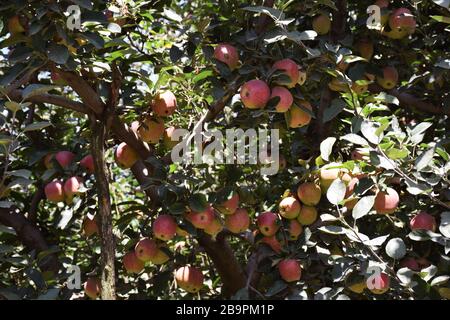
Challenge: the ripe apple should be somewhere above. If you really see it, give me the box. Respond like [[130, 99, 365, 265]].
[[319, 163, 352, 193], [225, 208, 250, 234], [150, 249, 170, 265], [115, 142, 139, 169], [270, 86, 293, 112], [217, 192, 239, 215], [356, 39, 374, 61], [163, 126, 179, 149], [389, 8, 415, 34], [135, 238, 158, 262], [64, 176, 83, 200], [82, 216, 99, 237], [377, 66, 398, 90], [84, 277, 101, 299], [51, 72, 66, 86], [297, 182, 321, 206], [240, 79, 271, 109], [80, 155, 95, 173], [185, 206, 215, 229], [137, 117, 165, 144], [261, 235, 282, 253], [45, 180, 65, 203], [213, 43, 239, 70], [374, 187, 399, 214], [312, 14, 331, 35], [8, 15, 26, 34], [55, 151, 75, 168], [279, 197, 301, 219], [153, 215, 177, 241], [383, 27, 408, 39], [272, 59, 300, 88], [297, 205, 318, 226], [368, 272, 390, 295], [278, 259, 301, 282], [399, 257, 420, 271], [410, 211, 436, 232], [288, 220, 303, 240], [257, 212, 279, 236], [351, 81, 369, 95], [344, 177, 360, 209], [298, 69, 307, 85], [152, 91, 177, 117], [288, 101, 312, 128], [175, 266, 204, 293], [204, 218, 223, 237], [123, 251, 144, 274]]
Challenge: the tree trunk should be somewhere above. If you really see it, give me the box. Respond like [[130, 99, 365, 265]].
[[90, 118, 116, 300]]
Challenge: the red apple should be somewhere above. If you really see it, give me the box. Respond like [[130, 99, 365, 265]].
[[45, 180, 65, 203], [152, 91, 177, 117], [175, 266, 204, 293], [374, 187, 399, 214], [80, 155, 95, 173], [135, 238, 158, 262], [368, 272, 390, 294], [288, 220, 303, 240], [217, 192, 239, 215], [82, 216, 99, 237], [137, 117, 165, 144], [257, 212, 279, 236], [279, 197, 301, 219], [213, 43, 239, 70], [240, 79, 271, 109], [278, 259, 301, 282], [84, 277, 101, 299], [297, 205, 318, 226], [123, 251, 144, 274], [55, 151, 75, 168], [115, 142, 139, 169], [270, 86, 293, 113], [261, 235, 283, 253], [185, 206, 215, 229], [272, 59, 300, 88], [297, 182, 321, 206], [225, 208, 250, 234], [410, 211, 436, 232], [153, 215, 177, 241]]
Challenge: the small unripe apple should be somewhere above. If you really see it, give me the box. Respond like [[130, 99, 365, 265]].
[[185, 206, 215, 229], [152, 91, 177, 117], [137, 117, 165, 144], [8, 15, 26, 34], [55, 151, 75, 168], [410, 211, 436, 232], [150, 249, 170, 265], [374, 187, 399, 214], [82, 216, 99, 237], [288, 220, 303, 240], [368, 272, 390, 295], [383, 27, 408, 40], [204, 218, 223, 237], [312, 14, 331, 35], [261, 235, 282, 253], [278, 259, 301, 282], [45, 180, 65, 202], [240, 79, 271, 109], [135, 238, 158, 262], [84, 277, 101, 299], [288, 101, 312, 128], [377, 66, 398, 90], [298, 69, 307, 85], [80, 155, 95, 173], [356, 39, 374, 61], [297, 182, 321, 206], [272, 59, 300, 88], [279, 197, 301, 219], [213, 43, 239, 70], [270, 86, 293, 112], [257, 212, 279, 236], [153, 215, 177, 241], [123, 251, 144, 274], [217, 192, 239, 215], [115, 142, 139, 169], [297, 205, 318, 226], [43, 153, 54, 169], [225, 208, 250, 234], [175, 266, 204, 293]]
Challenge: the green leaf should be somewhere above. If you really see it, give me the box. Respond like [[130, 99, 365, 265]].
[[23, 122, 52, 132], [323, 99, 346, 123], [372, 92, 400, 105], [431, 15, 450, 24], [47, 44, 69, 65], [163, 8, 183, 22], [386, 148, 409, 160], [107, 23, 121, 33], [320, 137, 336, 162], [431, 0, 450, 10], [5, 101, 21, 112], [265, 280, 288, 297], [71, 0, 93, 10], [326, 179, 346, 205], [415, 147, 435, 170], [439, 212, 450, 238], [361, 121, 381, 145], [318, 225, 348, 235], [435, 58, 450, 69], [22, 84, 57, 100], [189, 193, 208, 212], [341, 133, 369, 146], [352, 196, 375, 220], [168, 202, 186, 215]]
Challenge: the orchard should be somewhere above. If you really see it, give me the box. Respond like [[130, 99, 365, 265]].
[[0, 0, 450, 301]]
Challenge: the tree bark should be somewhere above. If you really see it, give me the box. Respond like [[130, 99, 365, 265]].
[[90, 118, 116, 300]]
